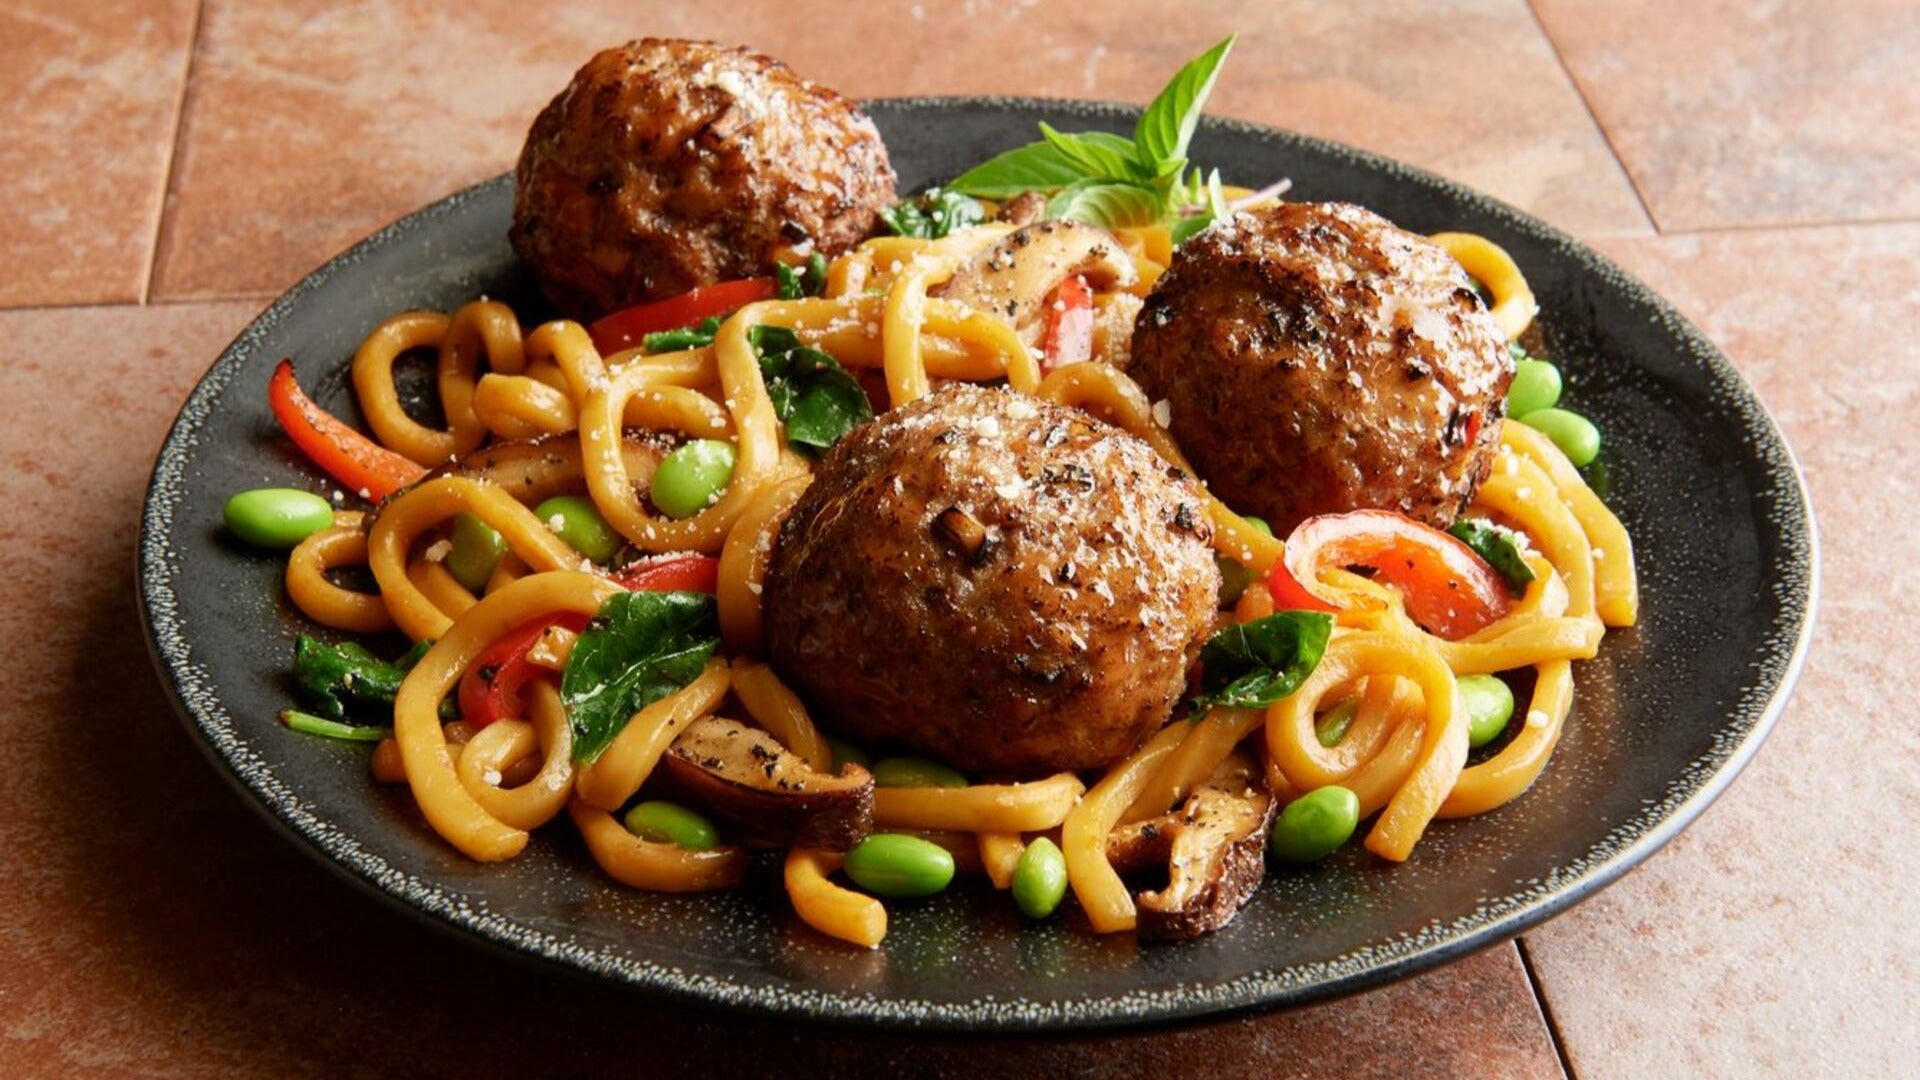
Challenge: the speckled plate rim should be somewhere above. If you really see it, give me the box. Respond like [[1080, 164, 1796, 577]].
[[137, 97, 1818, 1032]]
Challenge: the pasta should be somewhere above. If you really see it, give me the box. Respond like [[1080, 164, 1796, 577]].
[[269, 213, 1636, 948]]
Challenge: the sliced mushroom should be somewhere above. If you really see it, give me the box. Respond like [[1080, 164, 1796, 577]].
[[1105, 752, 1276, 941], [1090, 292, 1145, 369], [655, 715, 874, 852], [937, 219, 1138, 347]]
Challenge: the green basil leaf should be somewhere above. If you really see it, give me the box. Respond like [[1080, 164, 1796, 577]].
[[562, 590, 721, 764], [1205, 167, 1231, 219], [774, 261, 804, 300], [802, 251, 829, 297], [1045, 181, 1165, 229], [1190, 610, 1334, 716], [293, 636, 439, 720], [948, 139, 1091, 199], [1132, 35, 1235, 171], [1448, 518, 1538, 593], [1037, 123, 1138, 181]]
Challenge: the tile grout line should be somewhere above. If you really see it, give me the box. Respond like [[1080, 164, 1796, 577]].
[[143, 0, 209, 307], [1522, 0, 1663, 237], [1662, 213, 1920, 237], [1515, 937, 1579, 1080]]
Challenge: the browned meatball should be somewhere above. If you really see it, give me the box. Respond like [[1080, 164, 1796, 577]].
[[763, 385, 1220, 778], [1128, 202, 1513, 535], [510, 39, 897, 318]]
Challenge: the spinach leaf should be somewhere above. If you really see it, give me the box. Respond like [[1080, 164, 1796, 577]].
[[561, 590, 720, 764], [293, 636, 440, 719], [775, 252, 831, 300], [948, 140, 1091, 199], [1132, 36, 1235, 172], [748, 325, 874, 454], [1190, 610, 1334, 716], [643, 315, 724, 353], [879, 188, 987, 239], [1448, 518, 1538, 592]]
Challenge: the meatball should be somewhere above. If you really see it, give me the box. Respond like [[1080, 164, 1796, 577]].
[[511, 39, 897, 318], [763, 385, 1220, 778], [1128, 202, 1513, 535]]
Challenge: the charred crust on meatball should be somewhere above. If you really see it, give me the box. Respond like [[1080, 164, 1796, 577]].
[[761, 384, 1221, 777], [510, 38, 898, 318], [1129, 202, 1513, 534]]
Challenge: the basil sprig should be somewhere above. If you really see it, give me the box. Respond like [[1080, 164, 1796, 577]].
[[748, 326, 874, 454], [643, 315, 725, 353], [561, 590, 721, 764], [949, 36, 1237, 240], [1189, 610, 1335, 717]]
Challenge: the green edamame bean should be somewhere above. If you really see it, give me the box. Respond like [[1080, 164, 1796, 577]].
[[1269, 785, 1361, 864], [871, 756, 968, 789], [1507, 358, 1563, 419], [224, 488, 334, 548], [828, 736, 873, 773], [445, 512, 506, 592], [533, 495, 621, 564], [1011, 837, 1069, 919], [844, 833, 956, 898], [1518, 408, 1601, 467], [1316, 699, 1359, 748], [1458, 673, 1517, 749], [652, 439, 738, 519], [622, 800, 719, 851]]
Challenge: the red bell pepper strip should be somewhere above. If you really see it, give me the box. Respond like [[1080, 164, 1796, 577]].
[[457, 613, 590, 728], [1274, 509, 1513, 640], [268, 360, 425, 502], [609, 553, 720, 593], [588, 278, 778, 354], [1040, 275, 1094, 373]]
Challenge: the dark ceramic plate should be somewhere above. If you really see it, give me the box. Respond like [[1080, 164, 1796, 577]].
[[138, 99, 1815, 1031]]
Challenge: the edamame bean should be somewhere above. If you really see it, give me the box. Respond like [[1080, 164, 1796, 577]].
[[622, 800, 719, 851], [445, 512, 506, 591], [1518, 408, 1601, 467], [828, 736, 872, 773], [533, 495, 621, 564], [1011, 837, 1069, 919], [1316, 699, 1359, 748], [652, 439, 737, 519], [224, 488, 334, 548], [843, 833, 956, 898], [1458, 673, 1517, 749], [1507, 358, 1563, 419], [1269, 785, 1361, 864], [871, 756, 968, 789]]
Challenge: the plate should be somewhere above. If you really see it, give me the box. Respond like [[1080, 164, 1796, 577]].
[[138, 99, 1815, 1031]]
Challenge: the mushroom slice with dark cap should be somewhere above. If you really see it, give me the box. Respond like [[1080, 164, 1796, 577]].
[[937, 219, 1137, 346], [656, 716, 874, 852], [1105, 751, 1277, 941]]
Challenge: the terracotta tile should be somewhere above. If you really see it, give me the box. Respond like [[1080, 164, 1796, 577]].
[[151, 0, 1646, 301], [0, 0, 197, 306], [0, 308, 1562, 1076], [1520, 223, 1920, 1077], [1533, 0, 1920, 231]]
